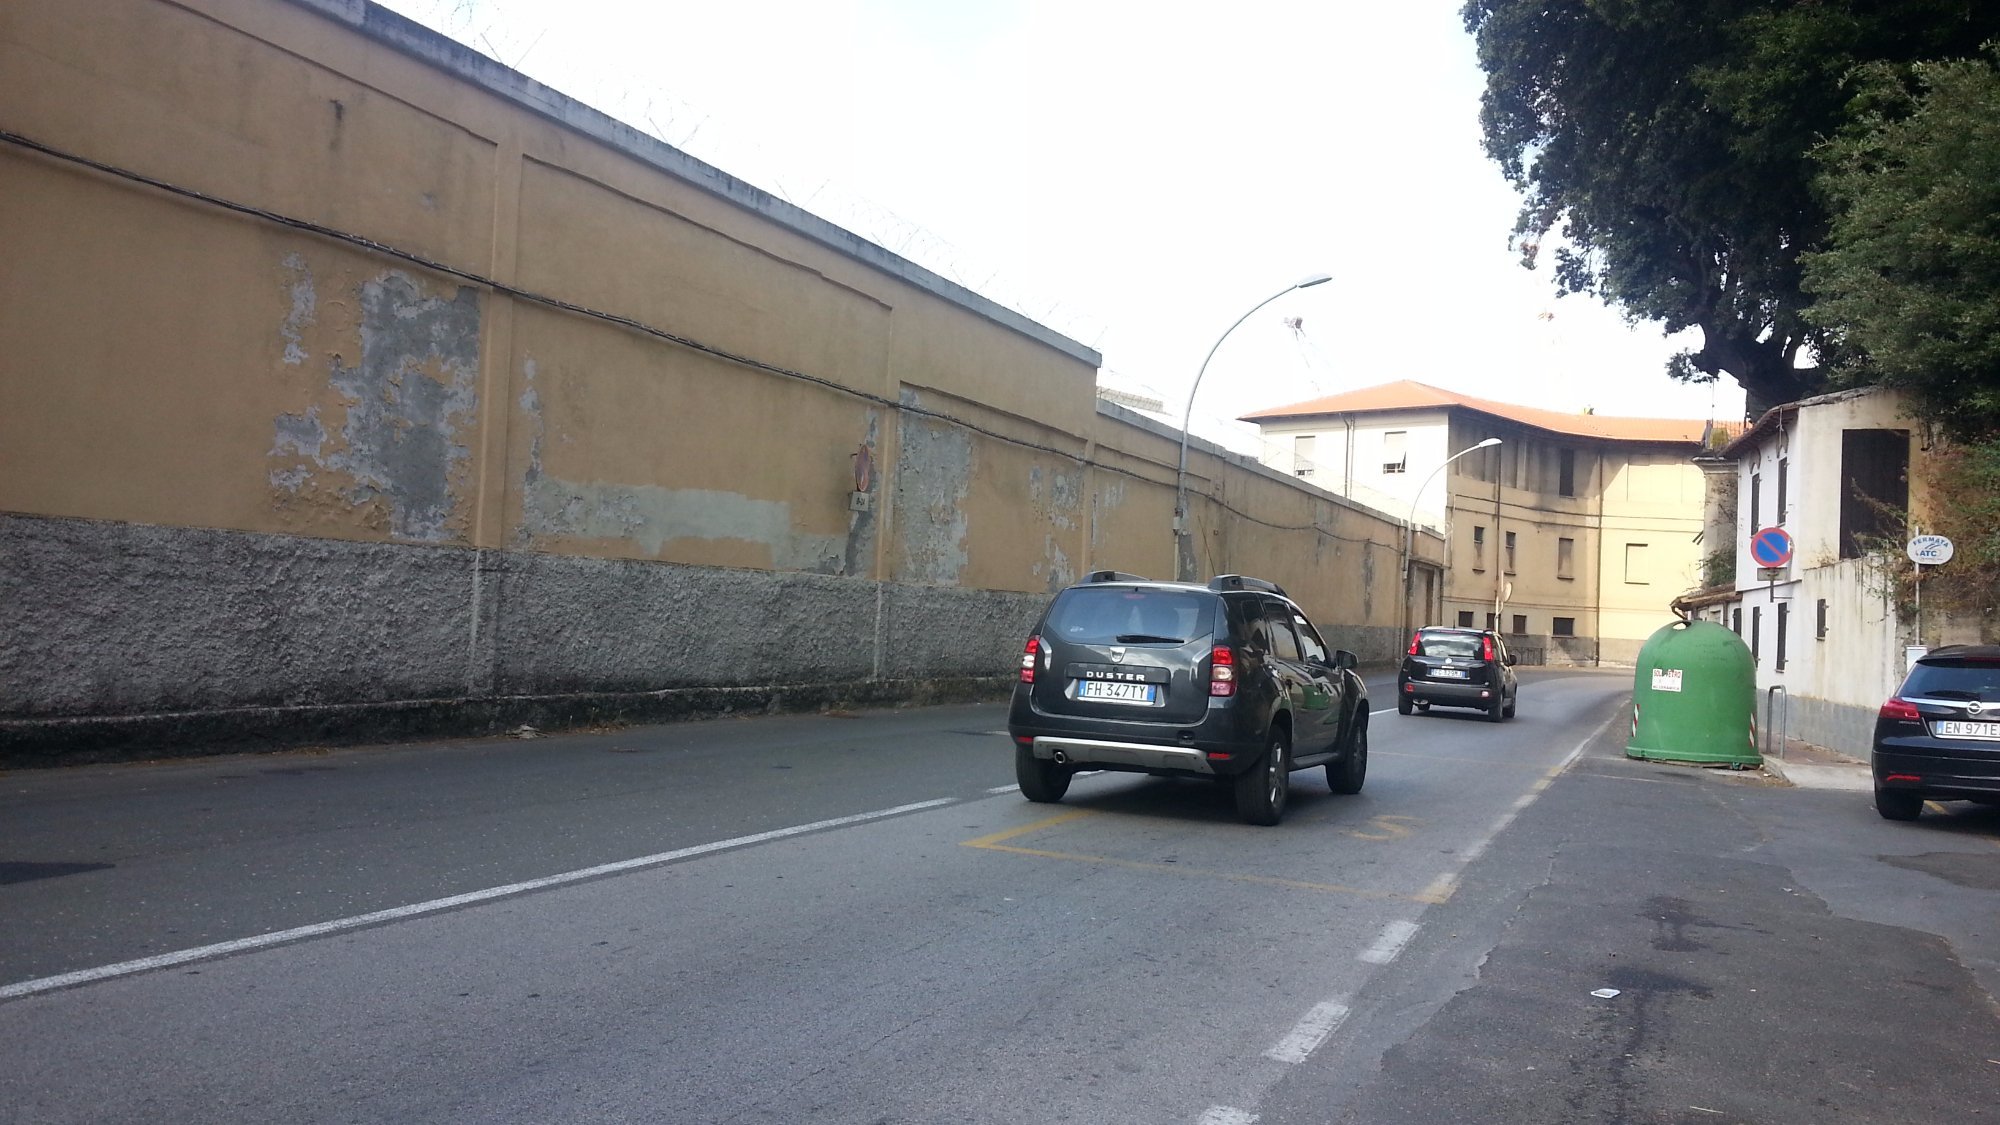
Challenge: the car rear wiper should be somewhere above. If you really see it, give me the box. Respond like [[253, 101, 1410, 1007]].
[[1115, 634, 1183, 644]]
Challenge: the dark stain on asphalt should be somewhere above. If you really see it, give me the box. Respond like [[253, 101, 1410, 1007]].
[[1879, 852, 2000, 891], [0, 861, 115, 886], [1648, 896, 1713, 952]]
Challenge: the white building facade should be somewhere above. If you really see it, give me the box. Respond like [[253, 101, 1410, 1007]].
[[1687, 388, 1918, 755]]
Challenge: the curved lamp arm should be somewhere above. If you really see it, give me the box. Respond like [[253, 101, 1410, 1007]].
[[1172, 273, 1332, 578]]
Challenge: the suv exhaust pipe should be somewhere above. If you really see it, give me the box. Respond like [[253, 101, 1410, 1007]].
[[1051, 749, 1070, 765]]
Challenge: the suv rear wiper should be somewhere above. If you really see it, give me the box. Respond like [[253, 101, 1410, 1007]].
[[1114, 634, 1184, 644]]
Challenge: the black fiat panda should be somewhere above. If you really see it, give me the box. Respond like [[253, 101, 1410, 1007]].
[[1006, 572, 1369, 826]]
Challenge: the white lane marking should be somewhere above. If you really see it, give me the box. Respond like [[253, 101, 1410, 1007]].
[[1358, 919, 1421, 965], [1264, 998, 1350, 1064], [985, 784, 1021, 795], [1197, 1108, 1259, 1125], [0, 797, 958, 1002], [1369, 707, 1396, 716]]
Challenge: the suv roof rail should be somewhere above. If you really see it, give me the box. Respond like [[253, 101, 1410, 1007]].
[[1208, 574, 1286, 597], [1082, 570, 1150, 584]]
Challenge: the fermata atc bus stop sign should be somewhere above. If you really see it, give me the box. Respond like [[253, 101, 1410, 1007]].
[[1908, 534, 1954, 565]]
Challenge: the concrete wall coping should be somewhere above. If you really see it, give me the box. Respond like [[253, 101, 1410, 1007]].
[[285, 0, 1102, 369], [1094, 399, 1422, 532]]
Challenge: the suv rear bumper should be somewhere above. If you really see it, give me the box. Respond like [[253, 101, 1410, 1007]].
[[1027, 735, 1216, 776]]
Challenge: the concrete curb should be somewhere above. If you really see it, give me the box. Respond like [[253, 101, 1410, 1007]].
[[1761, 753, 1873, 792], [0, 675, 1016, 769]]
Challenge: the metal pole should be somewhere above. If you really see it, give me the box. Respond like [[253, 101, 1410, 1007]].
[[1174, 274, 1331, 580], [1401, 437, 1502, 638]]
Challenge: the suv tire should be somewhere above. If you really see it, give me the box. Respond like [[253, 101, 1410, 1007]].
[[1015, 743, 1072, 803], [1327, 718, 1367, 795], [1396, 694, 1413, 716], [1485, 694, 1504, 723], [1873, 786, 1923, 821], [1502, 692, 1517, 719], [1235, 726, 1291, 826]]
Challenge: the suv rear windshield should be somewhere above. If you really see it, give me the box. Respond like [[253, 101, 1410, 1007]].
[[1046, 588, 1213, 645], [1903, 658, 2000, 699]]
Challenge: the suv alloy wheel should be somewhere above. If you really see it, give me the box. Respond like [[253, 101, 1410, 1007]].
[[1234, 726, 1290, 826]]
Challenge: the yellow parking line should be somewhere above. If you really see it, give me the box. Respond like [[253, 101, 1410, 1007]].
[[1371, 752, 1546, 769], [1416, 872, 1459, 904], [965, 841, 1437, 901], [960, 810, 1436, 902], [959, 809, 1098, 849]]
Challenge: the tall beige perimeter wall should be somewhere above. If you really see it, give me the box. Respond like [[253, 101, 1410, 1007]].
[[0, 0, 1420, 756]]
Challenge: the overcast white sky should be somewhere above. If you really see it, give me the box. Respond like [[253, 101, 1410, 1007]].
[[382, 0, 1748, 449]]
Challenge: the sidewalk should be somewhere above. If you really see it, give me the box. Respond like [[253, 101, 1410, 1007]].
[[1760, 736, 1872, 791]]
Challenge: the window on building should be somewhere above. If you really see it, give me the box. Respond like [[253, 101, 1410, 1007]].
[[1557, 537, 1575, 580], [1751, 606, 1762, 661], [1504, 531, 1518, 574], [1816, 599, 1828, 640], [1558, 449, 1576, 497], [1512, 614, 1528, 635], [1840, 429, 1910, 558], [1472, 525, 1486, 572], [1750, 472, 1762, 530], [1625, 543, 1649, 584], [1382, 430, 1408, 474], [1457, 610, 1475, 628], [1776, 602, 1789, 671], [1485, 613, 1498, 631], [1732, 608, 1742, 636], [1552, 617, 1576, 637], [1776, 457, 1789, 525], [1292, 434, 1316, 478]]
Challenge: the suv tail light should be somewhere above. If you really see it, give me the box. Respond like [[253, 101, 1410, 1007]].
[[1210, 645, 1236, 697], [1407, 632, 1422, 656], [1020, 636, 1040, 683], [1879, 697, 1921, 723], [1481, 635, 1496, 662]]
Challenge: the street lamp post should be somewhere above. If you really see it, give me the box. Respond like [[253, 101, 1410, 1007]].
[[1402, 437, 1502, 636], [1173, 272, 1333, 580]]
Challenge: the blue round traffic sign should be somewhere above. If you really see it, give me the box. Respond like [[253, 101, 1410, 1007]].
[[1750, 526, 1794, 568]]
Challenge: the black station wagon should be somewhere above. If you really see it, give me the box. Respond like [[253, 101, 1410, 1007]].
[[1006, 572, 1369, 826], [1872, 645, 2000, 820]]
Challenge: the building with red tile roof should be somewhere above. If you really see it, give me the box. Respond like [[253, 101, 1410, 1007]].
[[1240, 380, 1727, 665]]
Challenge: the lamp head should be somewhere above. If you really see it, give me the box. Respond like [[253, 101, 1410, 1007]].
[[1474, 437, 1503, 449], [1293, 273, 1334, 290]]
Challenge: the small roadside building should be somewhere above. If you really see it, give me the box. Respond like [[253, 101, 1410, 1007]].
[[1683, 387, 1921, 755]]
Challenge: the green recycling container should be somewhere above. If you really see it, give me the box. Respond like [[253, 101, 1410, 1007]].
[[1626, 619, 1760, 767]]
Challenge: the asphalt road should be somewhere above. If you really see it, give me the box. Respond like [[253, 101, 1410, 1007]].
[[2, 669, 1996, 1124]]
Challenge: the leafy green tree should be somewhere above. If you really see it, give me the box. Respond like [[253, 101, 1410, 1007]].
[[1803, 50, 2000, 439], [1462, 0, 2000, 416]]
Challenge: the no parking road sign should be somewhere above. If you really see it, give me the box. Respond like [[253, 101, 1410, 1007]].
[[1750, 526, 1794, 569]]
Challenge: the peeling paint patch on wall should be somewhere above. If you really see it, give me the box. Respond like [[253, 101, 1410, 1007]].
[[1091, 477, 1126, 552], [1027, 464, 1080, 590], [269, 270, 481, 543], [279, 253, 315, 366], [894, 392, 972, 586], [516, 361, 850, 572]]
